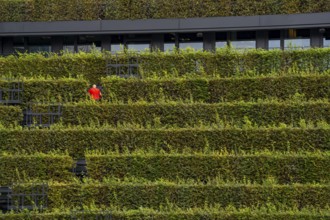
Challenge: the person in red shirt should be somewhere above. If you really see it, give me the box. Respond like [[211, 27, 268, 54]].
[[88, 84, 102, 101]]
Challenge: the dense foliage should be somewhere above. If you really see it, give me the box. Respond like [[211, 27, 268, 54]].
[[86, 152, 330, 184], [0, 0, 329, 22], [0, 47, 329, 218], [1, 48, 330, 82], [0, 127, 329, 156]]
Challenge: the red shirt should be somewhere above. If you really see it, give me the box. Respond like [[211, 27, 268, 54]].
[[88, 87, 101, 100]]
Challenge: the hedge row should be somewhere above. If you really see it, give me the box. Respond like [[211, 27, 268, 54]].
[[61, 102, 330, 127], [1, 209, 330, 220], [2, 209, 330, 220], [0, 0, 329, 21], [0, 78, 88, 104], [0, 105, 22, 126], [0, 128, 328, 156], [102, 75, 330, 102], [1, 49, 330, 82], [0, 154, 74, 185], [46, 183, 330, 209], [86, 153, 330, 184], [2, 75, 328, 104]]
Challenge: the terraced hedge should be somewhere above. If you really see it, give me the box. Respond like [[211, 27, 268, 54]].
[[0, 105, 22, 126], [0, 207, 330, 220], [62, 101, 330, 127], [0, 127, 329, 156], [0, 154, 74, 185], [47, 183, 330, 209], [0, 78, 88, 104], [0, 0, 329, 22], [2, 209, 330, 220], [86, 152, 330, 184], [1, 49, 330, 82], [102, 75, 330, 102]]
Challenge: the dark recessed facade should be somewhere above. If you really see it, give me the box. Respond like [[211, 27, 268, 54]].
[[1, 12, 330, 54]]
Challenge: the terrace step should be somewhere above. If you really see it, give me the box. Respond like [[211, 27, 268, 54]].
[[0, 127, 328, 156], [101, 75, 330, 103], [45, 182, 330, 210], [86, 152, 330, 184]]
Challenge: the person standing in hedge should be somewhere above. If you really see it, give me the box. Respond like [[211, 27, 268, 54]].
[[88, 84, 102, 101]]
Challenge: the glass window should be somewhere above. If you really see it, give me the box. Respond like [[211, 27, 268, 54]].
[[269, 30, 281, 49], [164, 33, 176, 51], [216, 32, 227, 48], [111, 44, 124, 52], [230, 31, 256, 50], [111, 35, 124, 53], [63, 36, 75, 52], [126, 43, 150, 52], [284, 29, 310, 50], [164, 43, 176, 51], [13, 37, 26, 53], [178, 33, 203, 50], [28, 36, 51, 53], [77, 35, 101, 52]]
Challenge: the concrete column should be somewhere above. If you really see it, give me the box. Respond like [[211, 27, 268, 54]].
[[280, 30, 285, 50], [175, 33, 179, 49], [101, 35, 111, 51], [151, 34, 164, 51], [203, 32, 215, 51], [51, 36, 64, 53], [310, 28, 324, 48], [256, 30, 268, 49]]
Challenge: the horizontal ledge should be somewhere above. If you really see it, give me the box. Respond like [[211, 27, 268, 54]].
[[1, 12, 330, 36]]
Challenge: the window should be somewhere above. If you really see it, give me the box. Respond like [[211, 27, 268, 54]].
[[269, 30, 281, 49], [230, 31, 256, 50], [77, 35, 101, 52], [28, 37, 51, 53], [13, 37, 26, 53], [126, 42, 150, 52], [164, 33, 176, 51], [216, 32, 227, 48], [63, 36, 75, 52], [284, 29, 310, 50], [178, 33, 203, 50]]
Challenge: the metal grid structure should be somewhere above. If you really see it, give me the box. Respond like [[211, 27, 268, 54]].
[[71, 210, 112, 220], [23, 102, 62, 127], [72, 159, 88, 181], [0, 183, 48, 212], [0, 187, 12, 212], [106, 53, 140, 78], [0, 80, 23, 105]]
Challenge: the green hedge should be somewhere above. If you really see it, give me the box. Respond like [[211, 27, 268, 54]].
[[1, 49, 330, 82], [2, 209, 330, 220], [61, 101, 330, 127], [86, 153, 330, 184], [0, 154, 74, 185], [1, 209, 330, 220], [102, 75, 330, 102], [0, 53, 104, 83], [0, 0, 330, 21], [47, 183, 330, 209], [0, 128, 329, 156], [0, 78, 89, 104], [0, 106, 22, 126]]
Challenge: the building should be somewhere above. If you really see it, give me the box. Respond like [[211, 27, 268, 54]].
[[0, 11, 330, 54]]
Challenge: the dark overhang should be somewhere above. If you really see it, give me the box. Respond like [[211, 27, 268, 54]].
[[0, 12, 330, 36]]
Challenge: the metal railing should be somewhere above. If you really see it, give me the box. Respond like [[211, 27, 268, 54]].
[[23, 103, 62, 127], [0, 81, 24, 105]]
